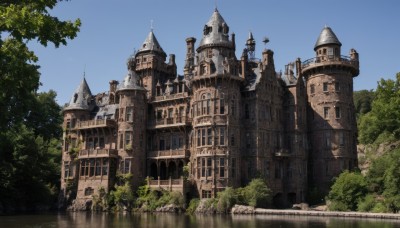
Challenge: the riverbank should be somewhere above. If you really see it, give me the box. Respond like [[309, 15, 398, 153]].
[[231, 205, 400, 220]]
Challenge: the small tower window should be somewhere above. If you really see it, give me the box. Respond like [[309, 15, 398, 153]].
[[335, 107, 341, 119], [323, 82, 328, 92], [73, 93, 78, 103], [335, 82, 341, 91], [310, 84, 315, 94], [324, 107, 330, 119]]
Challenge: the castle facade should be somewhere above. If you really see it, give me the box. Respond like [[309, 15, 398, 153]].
[[60, 9, 359, 208]]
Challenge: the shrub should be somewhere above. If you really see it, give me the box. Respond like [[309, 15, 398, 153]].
[[240, 178, 271, 208], [186, 198, 200, 214], [357, 194, 376, 212], [328, 171, 367, 211], [216, 187, 237, 213]]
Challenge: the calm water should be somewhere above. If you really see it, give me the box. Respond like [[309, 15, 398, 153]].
[[1, 212, 400, 228]]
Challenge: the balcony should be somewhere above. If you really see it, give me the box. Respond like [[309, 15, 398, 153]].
[[301, 55, 359, 76], [147, 149, 189, 159], [75, 119, 116, 130], [194, 114, 227, 126], [148, 116, 192, 129], [152, 92, 189, 103], [78, 149, 118, 159], [147, 176, 186, 193]]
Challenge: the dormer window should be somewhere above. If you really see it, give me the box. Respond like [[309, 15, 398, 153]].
[[203, 25, 212, 35], [73, 93, 78, 103]]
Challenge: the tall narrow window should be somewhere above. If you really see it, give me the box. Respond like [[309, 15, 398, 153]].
[[219, 158, 225, 178], [324, 107, 329, 119], [95, 159, 101, 176], [219, 128, 225, 146], [323, 82, 328, 92], [245, 104, 250, 119], [230, 134, 235, 146], [335, 82, 341, 91], [339, 132, 345, 146], [197, 129, 201, 146], [207, 128, 212, 145], [335, 107, 341, 119], [324, 132, 331, 148], [310, 84, 315, 94], [201, 158, 206, 177], [64, 162, 70, 178], [207, 158, 212, 177], [202, 129, 206, 146], [220, 98, 225, 114], [125, 132, 131, 147], [102, 158, 108, 175], [126, 107, 133, 122]]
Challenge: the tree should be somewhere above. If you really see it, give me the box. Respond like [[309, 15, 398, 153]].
[[328, 171, 367, 211], [353, 90, 374, 118], [238, 178, 272, 208], [0, 1, 80, 211], [358, 73, 400, 144]]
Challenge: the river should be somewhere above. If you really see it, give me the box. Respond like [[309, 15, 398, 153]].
[[1, 212, 400, 228]]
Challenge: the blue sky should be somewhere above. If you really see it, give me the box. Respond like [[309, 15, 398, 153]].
[[29, 0, 400, 105]]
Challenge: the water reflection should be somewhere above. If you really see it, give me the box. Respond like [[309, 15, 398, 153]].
[[0, 212, 399, 228]]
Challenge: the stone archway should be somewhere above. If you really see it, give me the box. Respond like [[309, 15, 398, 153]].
[[150, 162, 158, 180], [168, 161, 177, 179], [160, 161, 167, 180], [178, 160, 184, 178]]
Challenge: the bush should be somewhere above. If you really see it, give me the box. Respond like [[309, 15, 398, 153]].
[[239, 178, 271, 208], [186, 198, 200, 214], [328, 201, 350, 212], [357, 194, 376, 212], [328, 171, 367, 211], [216, 187, 237, 213]]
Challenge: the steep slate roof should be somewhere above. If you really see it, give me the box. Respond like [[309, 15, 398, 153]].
[[199, 8, 231, 47], [117, 70, 146, 92], [314, 26, 342, 50], [137, 30, 166, 56], [64, 78, 93, 111]]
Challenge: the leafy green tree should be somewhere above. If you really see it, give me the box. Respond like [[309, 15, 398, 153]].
[[238, 178, 272, 208], [358, 73, 400, 144], [0, 1, 80, 211], [328, 171, 367, 211], [216, 187, 238, 213], [353, 90, 374, 118]]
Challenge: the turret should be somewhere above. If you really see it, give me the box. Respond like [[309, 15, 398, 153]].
[[302, 26, 360, 194], [116, 65, 147, 189]]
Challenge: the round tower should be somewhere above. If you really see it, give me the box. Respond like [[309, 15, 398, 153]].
[[60, 77, 93, 205], [302, 26, 359, 193], [190, 9, 243, 198], [116, 57, 147, 188]]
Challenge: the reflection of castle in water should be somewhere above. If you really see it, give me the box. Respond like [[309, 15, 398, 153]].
[[60, 9, 359, 208]]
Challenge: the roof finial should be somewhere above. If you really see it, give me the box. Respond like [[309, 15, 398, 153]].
[[215, 0, 218, 11], [83, 64, 86, 79], [150, 19, 154, 32], [324, 24, 328, 28]]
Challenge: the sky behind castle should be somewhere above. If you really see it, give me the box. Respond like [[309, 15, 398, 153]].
[[29, 0, 400, 105]]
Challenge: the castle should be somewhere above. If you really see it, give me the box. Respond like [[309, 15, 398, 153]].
[[60, 9, 359, 208]]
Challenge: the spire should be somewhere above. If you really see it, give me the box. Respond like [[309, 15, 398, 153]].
[[136, 30, 166, 57], [314, 26, 342, 50], [64, 78, 93, 111], [117, 70, 145, 92], [198, 9, 231, 48]]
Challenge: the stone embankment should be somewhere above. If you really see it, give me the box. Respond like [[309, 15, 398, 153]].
[[231, 205, 400, 220]]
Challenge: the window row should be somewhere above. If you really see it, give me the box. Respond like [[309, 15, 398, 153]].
[[119, 131, 143, 149], [310, 82, 352, 94], [196, 157, 236, 179], [80, 158, 109, 177], [196, 127, 226, 147], [323, 131, 348, 148]]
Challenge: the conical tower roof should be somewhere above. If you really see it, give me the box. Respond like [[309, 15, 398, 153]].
[[136, 30, 166, 57], [64, 78, 92, 111], [117, 70, 146, 92], [314, 26, 342, 50], [199, 8, 231, 48]]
